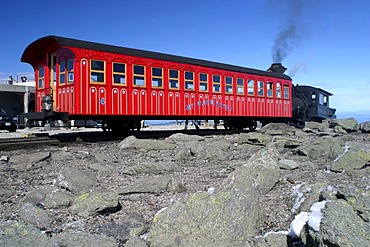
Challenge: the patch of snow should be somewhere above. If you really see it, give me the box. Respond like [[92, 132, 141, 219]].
[[288, 201, 327, 237], [255, 230, 289, 239], [154, 207, 168, 216], [308, 201, 327, 231], [291, 183, 306, 214], [207, 187, 216, 195], [288, 212, 309, 237], [332, 144, 349, 164]]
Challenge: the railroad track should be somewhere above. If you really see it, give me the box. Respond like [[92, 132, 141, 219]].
[[0, 128, 243, 151]]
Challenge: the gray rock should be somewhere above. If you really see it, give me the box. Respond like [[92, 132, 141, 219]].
[[189, 140, 231, 161], [148, 190, 262, 247], [329, 118, 359, 132], [122, 161, 182, 175], [44, 232, 117, 247], [173, 148, 193, 160], [19, 203, 55, 230], [10, 152, 51, 171], [22, 185, 56, 204], [238, 132, 272, 146], [44, 189, 73, 209], [296, 136, 343, 161], [119, 136, 176, 150], [58, 167, 97, 194], [274, 136, 303, 149], [71, 189, 120, 217], [51, 150, 73, 161], [98, 212, 147, 242], [304, 121, 329, 132], [0, 155, 9, 161], [88, 162, 115, 172], [333, 185, 370, 222], [333, 125, 347, 134], [360, 121, 370, 133], [166, 133, 205, 142], [225, 144, 280, 195], [0, 186, 16, 203], [279, 159, 300, 170], [125, 237, 148, 247], [302, 200, 370, 246], [254, 233, 289, 247], [331, 148, 370, 172], [0, 220, 48, 247], [116, 176, 176, 195]]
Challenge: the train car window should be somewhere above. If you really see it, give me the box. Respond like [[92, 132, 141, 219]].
[[225, 76, 233, 94], [212, 75, 221, 93], [267, 82, 273, 97], [59, 61, 66, 85], [152, 67, 163, 88], [199, 73, 208, 92], [276, 83, 281, 98], [67, 59, 74, 84], [248, 79, 254, 95], [237, 78, 244, 95], [169, 69, 179, 89], [38, 67, 45, 89], [283, 85, 290, 99], [90, 60, 105, 83], [185, 71, 194, 90], [133, 65, 145, 86], [257, 81, 264, 96], [113, 62, 126, 85], [319, 94, 328, 106]]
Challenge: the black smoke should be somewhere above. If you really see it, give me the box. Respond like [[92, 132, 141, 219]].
[[270, 0, 307, 65], [272, 24, 298, 63]]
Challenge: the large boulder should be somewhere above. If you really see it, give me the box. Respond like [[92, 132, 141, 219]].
[[295, 136, 343, 161], [147, 190, 262, 247], [225, 144, 280, 195], [44, 232, 117, 247], [330, 149, 370, 172], [58, 167, 97, 194], [119, 136, 176, 150], [99, 212, 147, 243], [360, 121, 370, 133], [0, 221, 48, 247], [0, 186, 16, 203], [70, 189, 120, 217], [10, 152, 51, 171], [302, 200, 370, 246], [122, 161, 182, 175], [238, 132, 272, 146], [19, 203, 55, 230], [329, 118, 359, 132], [44, 189, 74, 209], [116, 176, 185, 195]]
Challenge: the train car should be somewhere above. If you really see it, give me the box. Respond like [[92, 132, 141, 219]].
[[21, 35, 294, 131]]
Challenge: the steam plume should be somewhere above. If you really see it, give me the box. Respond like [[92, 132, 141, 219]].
[[272, 24, 298, 63]]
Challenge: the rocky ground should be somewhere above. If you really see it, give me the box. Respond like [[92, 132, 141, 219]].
[[0, 118, 369, 247]]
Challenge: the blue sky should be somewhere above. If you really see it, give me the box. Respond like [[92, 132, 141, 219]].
[[1, 0, 369, 122]]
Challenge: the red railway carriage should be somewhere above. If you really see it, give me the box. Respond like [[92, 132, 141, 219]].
[[21, 35, 292, 131]]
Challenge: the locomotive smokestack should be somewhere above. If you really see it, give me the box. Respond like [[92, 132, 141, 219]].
[[267, 63, 287, 74]]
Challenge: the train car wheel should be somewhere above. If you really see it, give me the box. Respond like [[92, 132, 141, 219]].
[[102, 121, 112, 132], [249, 120, 257, 131]]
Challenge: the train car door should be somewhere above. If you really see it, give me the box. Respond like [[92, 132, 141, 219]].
[[48, 53, 57, 111]]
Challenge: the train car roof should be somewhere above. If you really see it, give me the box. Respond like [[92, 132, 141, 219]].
[[21, 35, 292, 81], [295, 85, 333, 96]]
